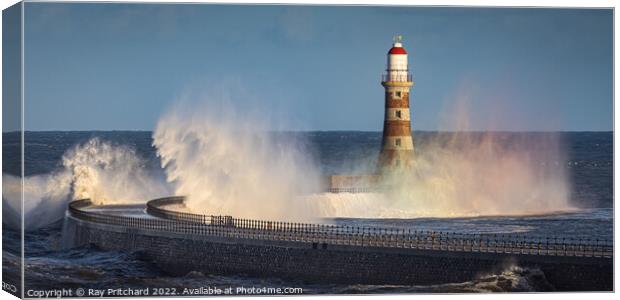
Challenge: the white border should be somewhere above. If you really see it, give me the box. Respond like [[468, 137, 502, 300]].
[[0, 1, 616, 300]]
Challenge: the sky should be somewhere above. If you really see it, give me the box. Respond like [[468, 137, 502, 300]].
[[21, 3, 613, 131]]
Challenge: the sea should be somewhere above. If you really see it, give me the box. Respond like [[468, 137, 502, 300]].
[[2, 131, 613, 294]]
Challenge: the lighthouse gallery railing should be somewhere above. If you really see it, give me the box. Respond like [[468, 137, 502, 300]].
[[381, 73, 412, 82], [68, 197, 613, 258]]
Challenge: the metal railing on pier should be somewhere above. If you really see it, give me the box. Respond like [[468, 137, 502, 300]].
[[327, 187, 378, 193], [68, 198, 613, 258]]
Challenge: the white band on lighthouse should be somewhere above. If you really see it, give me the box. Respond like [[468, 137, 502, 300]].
[[385, 108, 410, 121], [382, 136, 414, 150]]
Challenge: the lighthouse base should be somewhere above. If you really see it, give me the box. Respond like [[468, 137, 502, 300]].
[[323, 175, 381, 193]]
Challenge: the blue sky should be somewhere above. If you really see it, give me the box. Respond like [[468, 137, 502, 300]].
[[23, 3, 612, 131]]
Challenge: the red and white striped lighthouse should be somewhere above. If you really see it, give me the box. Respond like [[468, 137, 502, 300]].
[[378, 35, 414, 172]]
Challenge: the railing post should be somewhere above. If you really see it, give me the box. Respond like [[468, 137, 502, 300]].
[[595, 239, 599, 257], [560, 237, 565, 256]]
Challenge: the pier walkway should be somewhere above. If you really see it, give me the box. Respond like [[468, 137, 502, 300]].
[[69, 197, 613, 259]]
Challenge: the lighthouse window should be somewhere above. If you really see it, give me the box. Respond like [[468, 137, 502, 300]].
[[395, 159, 401, 166], [395, 110, 402, 119], [395, 138, 401, 147], [395, 91, 402, 98]]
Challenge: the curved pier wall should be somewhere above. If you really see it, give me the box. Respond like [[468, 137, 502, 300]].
[[66, 217, 612, 291]]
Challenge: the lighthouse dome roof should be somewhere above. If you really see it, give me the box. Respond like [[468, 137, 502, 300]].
[[388, 43, 407, 55]]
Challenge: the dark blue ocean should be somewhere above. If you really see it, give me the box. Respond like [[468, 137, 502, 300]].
[[2, 131, 613, 294]]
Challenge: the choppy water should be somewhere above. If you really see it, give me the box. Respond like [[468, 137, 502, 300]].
[[2, 131, 613, 294]]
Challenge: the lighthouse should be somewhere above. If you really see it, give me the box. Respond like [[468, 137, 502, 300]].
[[378, 36, 414, 172]]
